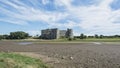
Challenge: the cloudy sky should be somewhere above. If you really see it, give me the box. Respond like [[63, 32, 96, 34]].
[[0, 0, 120, 36]]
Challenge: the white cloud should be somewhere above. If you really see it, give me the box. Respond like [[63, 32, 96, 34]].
[[55, 0, 120, 35], [0, 0, 120, 35], [26, 30, 41, 36], [42, 0, 50, 5], [63, 20, 78, 28], [0, 0, 68, 25], [0, 18, 28, 25], [55, 0, 72, 8]]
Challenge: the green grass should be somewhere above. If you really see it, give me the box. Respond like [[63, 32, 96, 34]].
[[0, 53, 48, 68], [75, 38, 120, 42], [1, 38, 120, 42], [38, 38, 120, 42]]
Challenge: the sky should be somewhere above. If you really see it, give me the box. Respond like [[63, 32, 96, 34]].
[[0, 0, 120, 36]]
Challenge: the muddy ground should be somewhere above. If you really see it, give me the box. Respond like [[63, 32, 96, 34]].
[[0, 41, 120, 68]]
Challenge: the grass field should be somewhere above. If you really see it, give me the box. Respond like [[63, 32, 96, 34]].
[[73, 38, 120, 42], [0, 52, 48, 68], [1, 38, 120, 42]]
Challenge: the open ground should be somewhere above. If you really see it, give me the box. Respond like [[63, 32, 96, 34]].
[[0, 40, 120, 68]]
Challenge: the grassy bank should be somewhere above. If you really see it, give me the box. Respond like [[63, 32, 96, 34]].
[[0, 53, 48, 68], [1, 38, 120, 42], [73, 38, 120, 42]]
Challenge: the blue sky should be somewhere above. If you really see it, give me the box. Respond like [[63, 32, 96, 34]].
[[0, 0, 120, 36]]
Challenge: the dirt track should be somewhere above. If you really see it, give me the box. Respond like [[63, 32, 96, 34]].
[[0, 41, 120, 68]]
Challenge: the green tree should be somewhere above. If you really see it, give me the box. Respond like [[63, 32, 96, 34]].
[[100, 35, 103, 39], [68, 38, 72, 41], [114, 35, 120, 38], [80, 33, 86, 39], [9, 31, 29, 39], [33, 34, 40, 39], [2, 35, 9, 39], [0, 35, 3, 40], [88, 36, 94, 38], [95, 34, 99, 38]]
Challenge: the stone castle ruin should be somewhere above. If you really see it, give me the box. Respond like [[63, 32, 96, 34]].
[[41, 28, 73, 39]]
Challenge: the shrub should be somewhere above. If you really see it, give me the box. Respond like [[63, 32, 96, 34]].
[[0, 35, 3, 40], [68, 38, 72, 41], [73, 38, 76, 40]]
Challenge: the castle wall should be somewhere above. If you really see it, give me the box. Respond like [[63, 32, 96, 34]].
[[41, 28, 73, 39], [66, 29, 74, 38], [59, 30, 67, 37]]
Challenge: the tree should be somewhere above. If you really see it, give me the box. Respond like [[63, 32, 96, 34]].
[[95, 34, 99, 38], [68, 38, 72, 41], [2, 35, 9, 39], [33, 34, 40, 39], [9, 31, 29, 39], [114, 35, 120, 38], [80, 33, 86, 39], [0, 35, 3, 40], [100, 35, 103, 39], [88, 36, 94, 38]]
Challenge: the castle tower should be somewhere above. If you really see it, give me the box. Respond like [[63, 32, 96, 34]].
[[66, 28, 74, 38], [41, 28, 73, 39], [52, 28, 60, 39]]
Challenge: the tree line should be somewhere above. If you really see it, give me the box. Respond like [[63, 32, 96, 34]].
[[75, 33, 120, 39], [0, 31, 30, 40], [0, 31, 120, 40]]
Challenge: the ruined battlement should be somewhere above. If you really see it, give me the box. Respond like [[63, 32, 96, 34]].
[[41, 28, 73, 39]]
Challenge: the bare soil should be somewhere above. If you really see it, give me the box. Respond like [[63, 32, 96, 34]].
[[0, 41, 120, 68]]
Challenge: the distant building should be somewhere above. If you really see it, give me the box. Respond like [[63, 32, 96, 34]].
[[41, 28, 73, 39]]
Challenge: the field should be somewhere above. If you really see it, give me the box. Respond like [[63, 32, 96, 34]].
[[0, 40, 120, 68], [2, 38, 120, 42], [0, 52, 48, 68]]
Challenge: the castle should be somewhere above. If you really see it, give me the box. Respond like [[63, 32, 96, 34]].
[[41, 28, 73, 39]]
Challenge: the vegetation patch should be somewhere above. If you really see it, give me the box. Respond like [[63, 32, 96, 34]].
[[0, 53, 48, 68]]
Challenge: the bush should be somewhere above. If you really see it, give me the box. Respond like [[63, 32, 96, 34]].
[[68, 38, 72, 41], [0, 35, 3, 40], [73, 38, 76, 40]]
